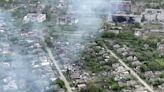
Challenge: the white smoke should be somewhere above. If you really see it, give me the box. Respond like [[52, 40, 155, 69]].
[[0, 0, 123, 92], [55, 0, 123, 60]]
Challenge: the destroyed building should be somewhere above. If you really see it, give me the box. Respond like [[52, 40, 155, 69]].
[[112, 14, 141, 23], [23, 13, 46, 23], [142, 9, 164, 22], [57, 15, 78, 25], [110, 0, 132, 14], [110, 1, 141, 23]]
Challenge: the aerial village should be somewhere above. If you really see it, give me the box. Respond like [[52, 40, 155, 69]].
[[0, 0, 164, 92]]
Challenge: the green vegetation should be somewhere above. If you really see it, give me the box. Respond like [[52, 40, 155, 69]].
[[43, 6, 56, 22], [0, 0, 13, 3], [60, 25, 77, 31], [143, 23, 163, 29], [136, 0, 163, 3], [9, 36, 19, 44], [11, 9, 27, 18], [101, 31, 163, 72], [56, 79, 66, 90], [44, 36, 53, 47], [138, 0, 164, 9], [0, 0, 14, 8], [160, 73, 164, 78], [49, 79, 67, 92], [82, 51, 106, 73], [80, 81, 103, 92], [102, 22, 141, 32], [80, 37, 117, 73], [151, 79, 164, 87], [111, 82, 120, 90], [107, 79, 121, 91], [140, 64, 149, 72]]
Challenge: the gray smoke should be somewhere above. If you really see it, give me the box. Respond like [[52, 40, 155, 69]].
[[0, 0, 122, 92], [0, 10, 52, 92], [55, 0, 122, 60]]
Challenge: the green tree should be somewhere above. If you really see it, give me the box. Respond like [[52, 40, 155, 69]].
[[44, 36, 53, 47], [56, 79, 66, 90], [147, 62, 161, 71], [86, 81, 103, 92], [140, 64, 149, 72], [141, 15, 146, 22], [101, 32, 116, 39], [111, 82, 120, 91]]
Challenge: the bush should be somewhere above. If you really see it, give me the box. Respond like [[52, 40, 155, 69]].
[[44, 36, 53, 47], [152, 79, 164, 87], [117, 32, 135, 40], [147, 61, 163, 71], [56, 79, 66, 90], [140, 64, 149, 72], [111, 82, 120, 90], [101, 32, 116, 38], [84, 81, 103, 92]]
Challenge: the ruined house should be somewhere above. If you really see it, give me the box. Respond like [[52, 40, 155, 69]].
[[110, 0, 132, 14], [112, 14, 141, 23], [23, 13, 46, 23], [57, 15, 78, 25], [157, 43, 164, 55], [142, 9, 164, 22], [134, 29, 164, 38]]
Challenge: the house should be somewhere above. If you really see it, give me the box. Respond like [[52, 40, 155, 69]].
[[134, 85, 148, 92], [23, 13, 46, 23], [113, 44, 121, 49], [110, 0, 132, 14], [135, 29, 164, 37], [131, 60, 142, 67], [113, 66, 129, 81], [0, 43, 12, 55], [28, 3, 45, 13], [77, 84, 86, 91], [57, 0, 67, 9], [134, 29, 145, 37], [57, 15, 78, 25], [112, 63, 120, 68], [157, 43, 164, 55], [0, 62, 11, 69], [71, 72, 80, 79], [149, 29, 164, 37], [39, 56, 50, 66], [3, 77, 18, 91], [142, 9, 164, 22], [108, 27, 122, 34], [158, 83, 164, 91], [144, 71, 155, 79], [127, 80, 137, 86], [112, 14, 141, 23]]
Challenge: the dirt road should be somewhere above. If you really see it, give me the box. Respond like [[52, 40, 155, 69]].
[[104, 44, 154, 92]]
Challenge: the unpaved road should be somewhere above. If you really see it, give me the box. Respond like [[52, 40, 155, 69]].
[[104, 44, 154, 92], [42, 37, 73, 92]]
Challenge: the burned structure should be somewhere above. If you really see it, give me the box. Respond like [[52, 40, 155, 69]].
[[110, 0, 141, 23], [112, 14, 135, 23], [110, 0, 132, 14], [142, 9, 164, 22]]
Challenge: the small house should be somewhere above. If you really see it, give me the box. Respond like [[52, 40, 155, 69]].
[[23, 13, 46, 23]]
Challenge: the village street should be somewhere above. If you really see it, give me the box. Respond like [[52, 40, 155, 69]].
[[104, 44, 155, 92], [41, 37, 73, 92]]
